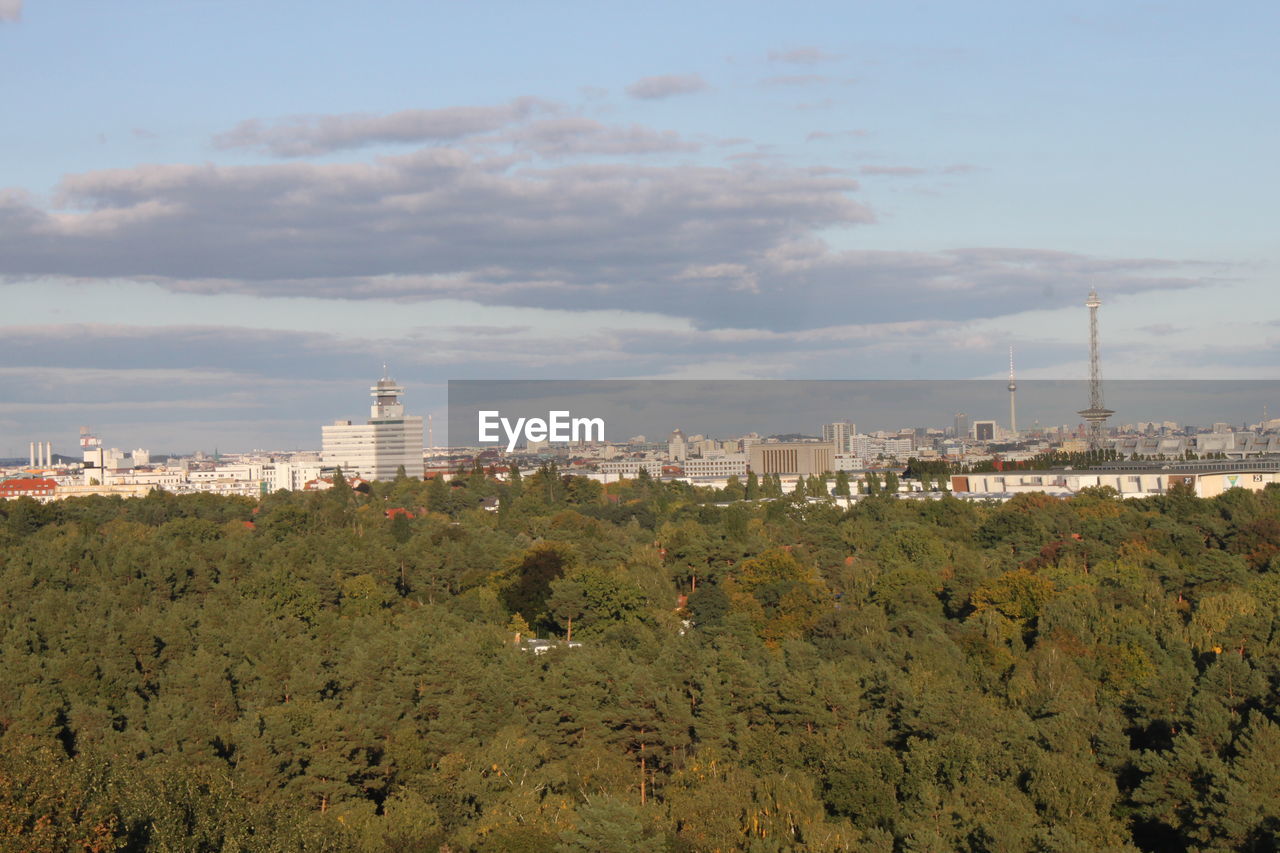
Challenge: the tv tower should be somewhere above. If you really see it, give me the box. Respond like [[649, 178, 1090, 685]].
[[1008, 346, 1017, 437], [1077, 288, 1114, 449]]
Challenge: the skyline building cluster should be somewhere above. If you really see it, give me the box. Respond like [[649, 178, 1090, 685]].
[[5, 291, 1277, 506]]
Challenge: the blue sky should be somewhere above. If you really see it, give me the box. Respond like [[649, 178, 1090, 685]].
[[1, 1, 1276, 452]]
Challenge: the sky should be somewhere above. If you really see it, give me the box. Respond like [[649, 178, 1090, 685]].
[[1, 1, 1277, 453]]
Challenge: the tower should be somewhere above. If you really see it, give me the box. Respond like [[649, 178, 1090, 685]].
[[1007, 346, 1017, 437], [371, 375, 406, 418], [1077, 289, 1114, 449], [80, 426, 105, 484]]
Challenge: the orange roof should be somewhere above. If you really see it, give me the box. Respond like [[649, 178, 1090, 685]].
[[0, 478, 56, 491]]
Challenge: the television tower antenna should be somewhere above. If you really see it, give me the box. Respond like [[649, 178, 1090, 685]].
[[1008, 346, 1017, 437], [1077, 288, 1114, 449]]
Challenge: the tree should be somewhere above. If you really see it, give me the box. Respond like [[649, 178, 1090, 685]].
[[546, 578, 587, 643], [501, 542, 576, 623], [1210, 713, 1280, 847], [426, 475, 449, 512], [834, 470, 851, 497], [556, 795, 660, 852], [745, 471, 760, 500], [330, 466, 353, 501]]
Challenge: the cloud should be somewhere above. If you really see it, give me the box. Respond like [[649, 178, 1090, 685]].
[[0, 140, 1217, 336], [0, 0, 20, 22], [1, 153, 870, 319], [857, 163, 980, 178], [760, 75, 831, 87], [806, 130, 869, 142], [768, 47, 842, 64], [859, 165, 928, 177], [3, 307, 1265, 451], [625, 74, 708, 100], [497, 118, 699, 158], [213, 97, 556, 157]]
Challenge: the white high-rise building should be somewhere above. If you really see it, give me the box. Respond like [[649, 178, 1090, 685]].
[[321, 375, 425, 481], [822, 421, 854, 453]]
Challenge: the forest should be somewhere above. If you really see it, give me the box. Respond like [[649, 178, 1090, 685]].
[[1, 466, 1278, 852]]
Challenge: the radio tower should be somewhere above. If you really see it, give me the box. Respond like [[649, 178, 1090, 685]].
[[1077, 288, 1114, 449], [1007, 346, 1017, 437]]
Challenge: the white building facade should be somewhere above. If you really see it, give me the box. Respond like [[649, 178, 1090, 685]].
[[321, 376, 425, 481]]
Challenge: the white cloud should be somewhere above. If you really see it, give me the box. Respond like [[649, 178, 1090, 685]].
[[768, 46, 842, 64], [625, 74, 708, 100], [213, 97, 557, 157]]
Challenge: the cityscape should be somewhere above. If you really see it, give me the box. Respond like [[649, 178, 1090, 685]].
[[6, 290, 1280, 504], [3, 4, 1279, 850]]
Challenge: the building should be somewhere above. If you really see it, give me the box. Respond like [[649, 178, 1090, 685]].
[[683, 454, 748, 478], [599, 459, 665, 477], [0, 478, 57, 500], [972, 420, 997, 441], [748, 442, 837, 476], [822, 421, 854, 453], [668, 429, 688, 462], [951, 460, 1280, 499], [321, 375, 425, 481], [1113, 433, 1280, 460], [262, 461, 323, 493]]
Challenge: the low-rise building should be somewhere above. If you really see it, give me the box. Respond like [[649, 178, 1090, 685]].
[[683, 454, 748, 478], [951, 461, 1280, 499], [0, 477, 57, 500]]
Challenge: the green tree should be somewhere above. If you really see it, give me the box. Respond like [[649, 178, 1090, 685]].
[[546, 578, 587, 642], [556, 796, 660, 852]]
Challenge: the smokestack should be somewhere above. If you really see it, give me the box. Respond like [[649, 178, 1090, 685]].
[[29, 441, 35, 468], [46, 441, 53, 467]]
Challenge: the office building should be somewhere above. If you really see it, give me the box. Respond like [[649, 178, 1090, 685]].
[[822, 421, 854, 453], [322, 375, 425, 480]]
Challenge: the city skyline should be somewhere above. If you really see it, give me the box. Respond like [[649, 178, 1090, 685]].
[[2, 3, 1278, 450]]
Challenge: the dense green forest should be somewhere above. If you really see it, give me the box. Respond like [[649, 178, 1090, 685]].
[[2, 468, 1279, 851]]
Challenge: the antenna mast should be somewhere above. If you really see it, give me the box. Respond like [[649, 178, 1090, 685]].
[[1077, 288, 1114, 449]]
